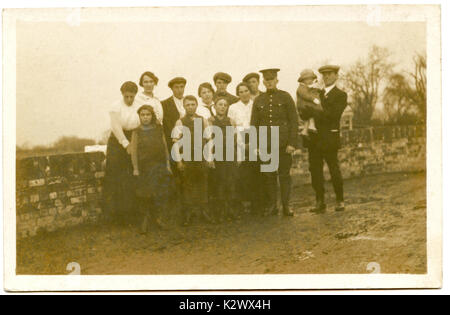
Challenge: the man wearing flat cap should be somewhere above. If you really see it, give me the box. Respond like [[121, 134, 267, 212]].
[[250, 68, 299, 217], [213, 72, 239, 105], [162, 77, 187, 194], [243, 72, 263, 101], [303, 65, 347, 213]]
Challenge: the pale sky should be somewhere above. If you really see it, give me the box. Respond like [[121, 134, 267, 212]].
[[16, 18, 425, 146]]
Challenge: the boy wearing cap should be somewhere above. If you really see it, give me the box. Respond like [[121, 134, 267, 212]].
[[250, 68, 299, 217], [162, 77, 187, 155], [213, 72, 239, 106], [306, 65, 347, 213], [243, 72, 263, 101]]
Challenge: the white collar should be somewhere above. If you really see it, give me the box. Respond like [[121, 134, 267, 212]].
[[173, 96, 183, 102], [201, 100, 214, 107], [324, 84, 336, 95], [240, 99, 253, 107]]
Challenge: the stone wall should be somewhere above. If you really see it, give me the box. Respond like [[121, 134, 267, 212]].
[[16, 125, 425, 238], [16, 152, 106, 238], [291, 125, 426, 184]]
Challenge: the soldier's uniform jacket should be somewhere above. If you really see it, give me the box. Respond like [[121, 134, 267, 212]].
[[251, 88, 299, 149], [313, 86, 348, 151]]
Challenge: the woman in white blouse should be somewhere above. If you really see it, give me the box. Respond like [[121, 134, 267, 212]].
[[228, 82, 263, 216], [103, 81, 140, 224], [134, 71, 164, 124], [197, 82, 216, 118]]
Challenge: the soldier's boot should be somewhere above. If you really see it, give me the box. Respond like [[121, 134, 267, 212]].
[[280, 176, 294, 217], [280, 175, 294, 217], [263, 174, 278, 216]]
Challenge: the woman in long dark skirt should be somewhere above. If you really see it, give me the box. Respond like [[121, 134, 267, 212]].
[[103, 81, 140, 225]]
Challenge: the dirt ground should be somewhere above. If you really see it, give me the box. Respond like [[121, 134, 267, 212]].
[[16, 172, 427, 275]]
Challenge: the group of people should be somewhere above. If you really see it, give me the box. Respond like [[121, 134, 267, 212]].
[[103, 65, 348, 233]]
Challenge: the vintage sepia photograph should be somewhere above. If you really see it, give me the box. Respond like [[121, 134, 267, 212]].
[[3, 4, 442, 291]]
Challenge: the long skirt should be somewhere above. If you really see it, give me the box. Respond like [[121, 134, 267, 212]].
[[103, 131, 136, 223]]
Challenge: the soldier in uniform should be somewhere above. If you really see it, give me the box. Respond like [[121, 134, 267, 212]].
[[300, 65, 347, 213], [250, 68, 298, 216], [243, 72, 263, 101], [213, 72, 239, 105]]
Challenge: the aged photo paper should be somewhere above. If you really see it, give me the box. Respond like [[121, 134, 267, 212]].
[[3, 4, 442, 291]]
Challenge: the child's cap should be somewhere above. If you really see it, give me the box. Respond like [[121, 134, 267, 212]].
[[298, 69, 317, 83], [137, 104, 155, 115]]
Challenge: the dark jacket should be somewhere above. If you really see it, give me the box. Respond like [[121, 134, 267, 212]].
[[250, 88, 299, 150], [161, 96, 181, 152], [308, 86, 348, 151]]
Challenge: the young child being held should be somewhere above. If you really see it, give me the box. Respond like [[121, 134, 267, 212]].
[[130, 105, 172, 234], [296, 69, 323, 138]]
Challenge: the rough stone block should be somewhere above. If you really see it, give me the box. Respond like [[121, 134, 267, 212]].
[[54, 199, 64, 207], [95, 171, 105, 179], [30, 194, 39, 203], [71, 196, 87, 204], [29, 179, 45, 187]]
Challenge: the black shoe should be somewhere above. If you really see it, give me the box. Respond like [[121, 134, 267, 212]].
[[310, 201, 326, 214], [335, 201, 345, 212], [283, 207, 294, 217]]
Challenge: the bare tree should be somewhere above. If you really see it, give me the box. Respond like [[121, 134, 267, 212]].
[[408, 53, 426, 120], [383, 73, 419, 124], [344, 45, 393, 126]]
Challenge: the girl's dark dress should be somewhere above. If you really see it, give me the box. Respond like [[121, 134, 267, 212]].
[[132, 124, 172, 210]]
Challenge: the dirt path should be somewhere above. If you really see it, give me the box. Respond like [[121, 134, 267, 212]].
[[16, 172, 427, 275]]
